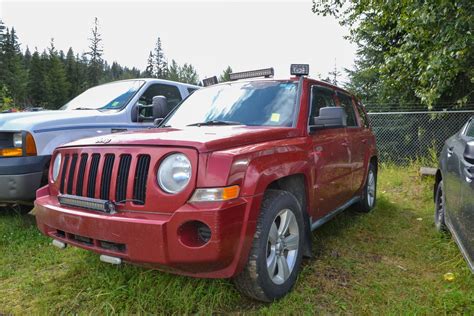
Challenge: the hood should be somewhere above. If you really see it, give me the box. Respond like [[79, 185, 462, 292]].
[[63, 126, 301, 152], [0, 110, 105, 132]]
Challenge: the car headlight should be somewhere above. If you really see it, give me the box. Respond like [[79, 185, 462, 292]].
[[157, 153, 192, 194], [13, 133, 23, 148], [52, 153, 62, 182]]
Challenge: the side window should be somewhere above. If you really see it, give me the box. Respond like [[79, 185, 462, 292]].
[[356, 102, 370, 128], [310, 86, 336, 124], [465, 119, 474, 137], [187, 87, 198, 94], [337, 92, 357, 127], [139, 84, 182, 108]]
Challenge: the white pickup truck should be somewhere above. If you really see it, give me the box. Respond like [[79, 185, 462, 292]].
[[0, 78, 199, 207]]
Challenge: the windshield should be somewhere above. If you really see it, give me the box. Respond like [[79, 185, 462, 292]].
[[164, 81, 298, 128], [61, 80, 145, 110]]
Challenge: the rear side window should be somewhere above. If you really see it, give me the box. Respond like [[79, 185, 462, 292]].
[[187, 87, 198, 94], [337, 92, 357, 127], [356, 103, 370, 128], [466, 119, 474, 137], [310, 86, 336, 123]]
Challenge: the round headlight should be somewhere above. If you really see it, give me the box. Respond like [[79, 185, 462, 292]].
[[52, 153, 62, 182], [157, 153, 191, 194]]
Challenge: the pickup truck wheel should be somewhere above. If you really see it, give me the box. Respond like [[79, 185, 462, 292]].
[[234, 190, 303, 302], [356, 163, 377, 213], [434, 180, 447, 232]]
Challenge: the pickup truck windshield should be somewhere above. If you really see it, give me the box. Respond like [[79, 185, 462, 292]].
[[60, 80, 145, 111], [165, 81, 298, 128]]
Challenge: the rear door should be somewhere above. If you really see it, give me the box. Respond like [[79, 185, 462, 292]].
[[309, 85, 351, 216], [337, 92, 368, 195], [458, 118, 474, 269]]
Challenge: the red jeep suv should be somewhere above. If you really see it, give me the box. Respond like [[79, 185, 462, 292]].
[[35, 65, 378, 301]]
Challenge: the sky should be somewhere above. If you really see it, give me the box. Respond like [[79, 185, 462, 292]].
[[0, 0, 357, 82]]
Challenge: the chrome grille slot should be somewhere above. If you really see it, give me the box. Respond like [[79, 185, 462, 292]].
[[115, 154, 132, 203], [75, 153, 88, 196], [133, 155, 150, 205], [87, 154, 101, 198], [100, 154, 115, 200], [59, 154, 70, 193], [66, 154, 78, 194]]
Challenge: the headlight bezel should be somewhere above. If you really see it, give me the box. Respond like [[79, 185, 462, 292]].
[[157, 152, 192, 194], [52, 153, 62, 182]]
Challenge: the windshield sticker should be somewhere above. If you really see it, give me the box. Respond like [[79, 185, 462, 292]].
[[271, 113, 281, 122], [111, 101, 120, 107]]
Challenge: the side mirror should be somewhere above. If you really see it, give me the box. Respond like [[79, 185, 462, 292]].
[[311, 107, 347, 130], [151, 95, 168, 120], [131, 95, 168, 122], [464, 141, 474, 164]]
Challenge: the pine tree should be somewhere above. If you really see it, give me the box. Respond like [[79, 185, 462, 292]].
[[27, 49, 47, 106], [44, 39, 70, 109], [153, 37, 167, 78], [86, 17, 104, 86], [0, 19, 6, 43], [219, 66, 233, 82], [0, 27, 27, 105], [145, 51, 154, 77], [167, 59, 180, 82], [328, 59, 341, 86], [179, 63, 199, 85]]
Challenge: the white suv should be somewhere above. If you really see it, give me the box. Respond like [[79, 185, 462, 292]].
[[0, 78, 199, 207]]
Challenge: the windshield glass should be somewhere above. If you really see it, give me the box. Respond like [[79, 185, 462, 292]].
[[164, 81, 298, 128], [61, 80, 145, 110]]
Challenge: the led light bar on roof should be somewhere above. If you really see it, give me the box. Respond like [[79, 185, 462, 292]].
[[202, 76, 218, 87], [58, 194, 116, 214], [229, 68, 274, 81]]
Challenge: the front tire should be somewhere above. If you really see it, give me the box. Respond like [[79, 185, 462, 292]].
[[434, 180, 447, 232], [234, 190, 304, 302]]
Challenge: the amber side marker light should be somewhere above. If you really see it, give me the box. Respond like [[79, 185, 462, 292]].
[[25, 132, 37, 156], [190, 185, 240, 202]]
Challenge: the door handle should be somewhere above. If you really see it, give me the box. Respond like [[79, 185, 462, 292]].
[[361, 139, 368, 144]]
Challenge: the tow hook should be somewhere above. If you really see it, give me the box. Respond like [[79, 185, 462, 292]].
[[52, 239, 67, 249], [100, 255, 122, 265]]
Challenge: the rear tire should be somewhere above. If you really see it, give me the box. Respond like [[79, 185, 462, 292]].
[[356, 162, 377, 212], [233, 190, 304, 302], [434, 180, 447, 232]]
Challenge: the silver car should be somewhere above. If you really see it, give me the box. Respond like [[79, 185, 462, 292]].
[[434, 116, 474, 272]]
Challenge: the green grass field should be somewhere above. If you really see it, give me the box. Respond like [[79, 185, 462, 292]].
[[1, 165, 473, 314]]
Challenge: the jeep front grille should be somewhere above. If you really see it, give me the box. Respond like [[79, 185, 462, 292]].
[[59, 152, 151, 205]]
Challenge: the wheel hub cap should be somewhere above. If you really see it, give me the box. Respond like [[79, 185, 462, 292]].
[[266, 209, 299, 285]]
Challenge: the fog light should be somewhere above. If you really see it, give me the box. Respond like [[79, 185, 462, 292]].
[[178, 221, 212, 247]]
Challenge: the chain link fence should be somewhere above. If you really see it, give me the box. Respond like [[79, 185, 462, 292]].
[[368, 110, 474, 164]]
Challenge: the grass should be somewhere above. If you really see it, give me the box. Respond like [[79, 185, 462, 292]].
[[1, 164, 473, 314]]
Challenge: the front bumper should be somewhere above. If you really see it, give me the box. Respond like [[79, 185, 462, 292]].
[[0, 155, 50, 202], [35, 186, 261, 278]]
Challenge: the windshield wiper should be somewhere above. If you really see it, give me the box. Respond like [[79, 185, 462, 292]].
[[187, 120, 244, 127]]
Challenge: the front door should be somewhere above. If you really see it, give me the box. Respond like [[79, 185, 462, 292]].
[[309, 85, 352, 216]]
